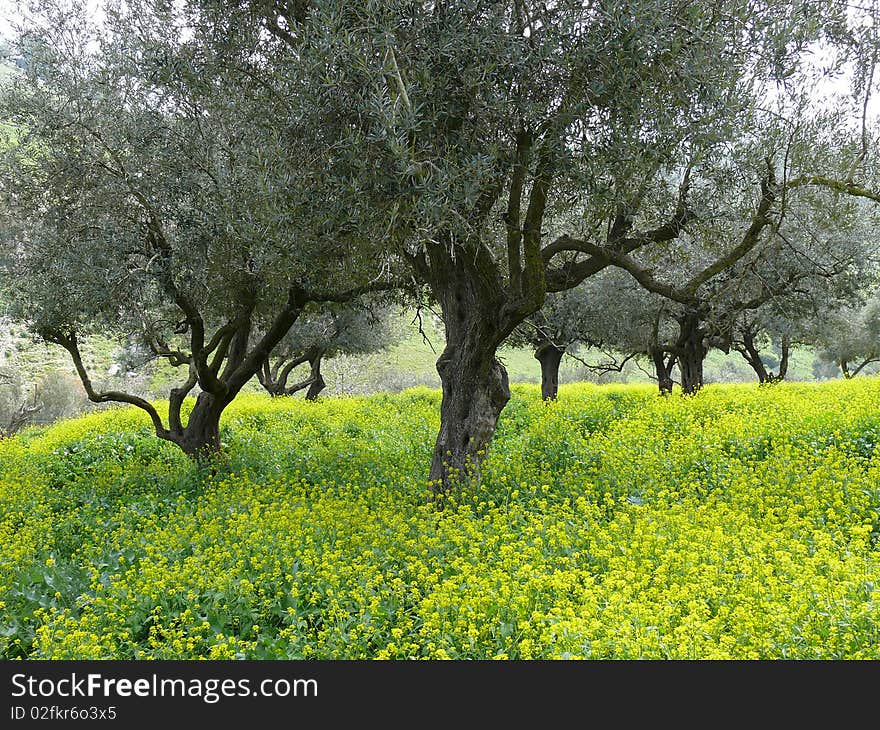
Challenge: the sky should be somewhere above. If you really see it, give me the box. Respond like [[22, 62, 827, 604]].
[[0, 1, 16, 40]]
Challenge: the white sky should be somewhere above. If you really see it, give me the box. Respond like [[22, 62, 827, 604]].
[[0, 0, 18, 39]]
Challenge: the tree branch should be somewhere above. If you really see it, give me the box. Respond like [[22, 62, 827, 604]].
[[275, 351, 312, 391], [41, 328, 168, 438], [168, 362, 198, 434], [684, 167, 777, 295], [547, 237, 694, 304], [146, 334, 190, 367], [785, 175, 880, 203], [518, 143, 555, 308], [567, 349, 638, 375], [851, 356, 880, 377], [505, 129, 531, 297], [541, 167, 694, 293]]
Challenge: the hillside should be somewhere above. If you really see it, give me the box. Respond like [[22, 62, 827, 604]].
[[3, 378, 880, 659]]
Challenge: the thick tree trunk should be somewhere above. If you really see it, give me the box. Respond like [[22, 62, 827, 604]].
[[650, 347, 675, 395], [176, 391, 229, 460], [423, 247, 516, 493], [677, 312, 707, 395], [535, 340, 565, 400], [678, 349, 705, 394], [430, 337, 510, 490], [305, 353, 325, 401]]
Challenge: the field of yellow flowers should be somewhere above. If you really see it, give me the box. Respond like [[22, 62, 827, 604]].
[[2, 378, 880, 659]]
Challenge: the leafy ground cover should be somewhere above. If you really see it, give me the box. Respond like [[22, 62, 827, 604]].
[[2, 378, 880, 659]]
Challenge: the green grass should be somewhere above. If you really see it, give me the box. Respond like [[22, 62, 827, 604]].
[[2, 377, 880, 659]]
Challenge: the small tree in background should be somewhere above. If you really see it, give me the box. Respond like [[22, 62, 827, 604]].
[[511, 268, 660, 399], [589, 153, 880, 394], [257, 300, 402, 400], [813, 295, 880, 378], [728, 310, 794, 384], [0, 367, 41, 438]]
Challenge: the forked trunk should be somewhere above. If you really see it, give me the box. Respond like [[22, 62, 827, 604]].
[[47, 287, 314, 464], [176, 391, 228, 460], [258, 346, 326, 399], [650, 347, 675, 395], [535, 341, 565, 400]]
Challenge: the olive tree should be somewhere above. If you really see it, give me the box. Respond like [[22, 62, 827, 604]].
[[725, 265, 878, 385], [585, 116, 880, 394], [0, 1, 401, 459], [516, 124, 880, 396], [510, 267, 660, 399], [813, 294, 880, 378], [221, 0, 855, 487], [728, 310, 794, 384]]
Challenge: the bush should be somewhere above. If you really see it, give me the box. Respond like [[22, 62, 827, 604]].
[[34, 371, 89, 424]]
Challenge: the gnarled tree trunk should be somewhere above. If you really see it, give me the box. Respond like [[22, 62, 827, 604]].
[[422, 244, 522, 492], [431, 335, 510, 489], [736, 329, 790, 384], [43, 284, 333, 463], [534, 340, 565, 400], [676, 311, 707, 395], [176, 390, 229, 459]]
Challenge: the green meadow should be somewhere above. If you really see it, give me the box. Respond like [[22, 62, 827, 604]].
[[2, 378, 880, 659]]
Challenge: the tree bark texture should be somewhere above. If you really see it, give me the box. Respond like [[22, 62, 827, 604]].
[[176, 391, 229, 459], [423, 246, 521, 492], [676, 311, 707, 395], [305, 353, 326, 401]]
